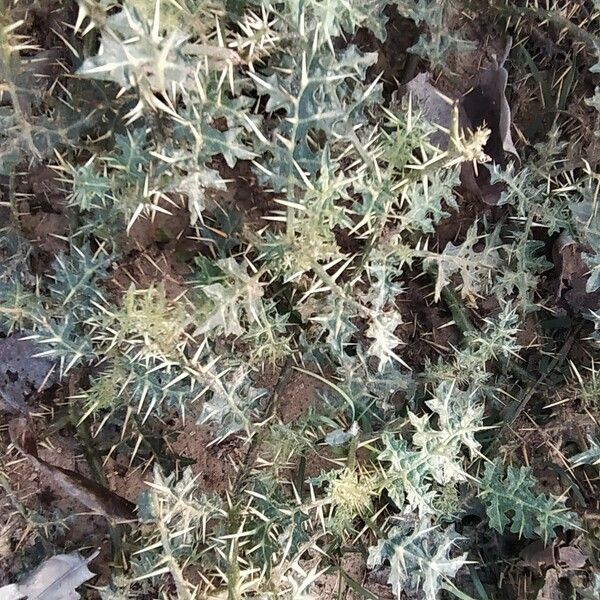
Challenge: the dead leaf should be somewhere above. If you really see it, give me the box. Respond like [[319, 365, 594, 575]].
[[462, 37, 518, 165], [0, 549, 98, 600], [553, 232, 579, 299], [405, 72, 494, 205], [460, 37, 518, 205], [405, 43, 517, 206], [406, 72, 456, 149], [536, 568, 561, 600], [9, 418, 136, 521], [557, 545, 588, 570], [519, 540, 556, 572], [551, 232, 600, 314], [0, 335, 57, 413]]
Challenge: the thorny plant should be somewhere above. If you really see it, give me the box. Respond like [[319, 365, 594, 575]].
[[1, 0, 600, 599]]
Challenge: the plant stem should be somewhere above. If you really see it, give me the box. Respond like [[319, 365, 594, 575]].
[[226, 359, 294, 598], [482, 0, 599, 49], [68, 373, 125, 565]]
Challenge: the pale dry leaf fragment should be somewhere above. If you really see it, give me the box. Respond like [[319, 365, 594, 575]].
[[8, 418, 136, 521], [0, 335, 57, 413], [406, 72, 455, 149], [536, 568, 561, 600], [0, 549, 99, 600]]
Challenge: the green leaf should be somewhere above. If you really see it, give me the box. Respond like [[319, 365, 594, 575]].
[[378, 434, 437, 517], [170, 167, 227, 225], [400, 169, 460, 234], [427, 222, 502, 302], [311, 298, 358, 360], [279, 0, 389, 44], [199, 124, 256, 168], [198, 364, 267, 439], [410, 383, 484, 484], [49, 244, 112, 317], [365, 310, 404, 371], [480, 459, 581, 543], [78, 6, 189, 92]]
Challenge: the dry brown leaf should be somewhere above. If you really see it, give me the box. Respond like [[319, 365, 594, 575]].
[[550, 231, 600, 314], [553, 232, 579, 299], [519, 540, 556, 572], [461, 37, 518, 165], [557, 545, 588, 570], [0, 550, 98, 600], [9, 418, 136, 521]]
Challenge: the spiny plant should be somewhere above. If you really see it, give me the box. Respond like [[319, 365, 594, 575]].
[[0, 0, 599, 599]]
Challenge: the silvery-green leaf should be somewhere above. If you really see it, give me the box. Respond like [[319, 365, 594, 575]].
[[367, 519, 467, 600]]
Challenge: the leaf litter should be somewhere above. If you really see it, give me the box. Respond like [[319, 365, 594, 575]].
[[8, 418, 135, 522], [0, 335, 57, 413], [0, 550, 99, 600], [407, 36, 518, 205]]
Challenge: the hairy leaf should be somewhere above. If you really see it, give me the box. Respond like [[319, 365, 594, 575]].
[[480, 459, 581, 543], [367, 519, 467, 600]]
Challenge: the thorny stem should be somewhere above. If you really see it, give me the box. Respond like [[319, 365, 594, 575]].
[[68, 373, 125, 565], [482, 0, 599, 49], [226, 358, 294, 599], [439, 282, 476, 336], [153, 494, 195, 600], [428, 266, 535, 384], [359, 108, 488, 271]]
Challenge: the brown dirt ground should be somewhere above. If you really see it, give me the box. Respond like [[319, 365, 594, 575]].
[[0, 366, 324, 586]]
